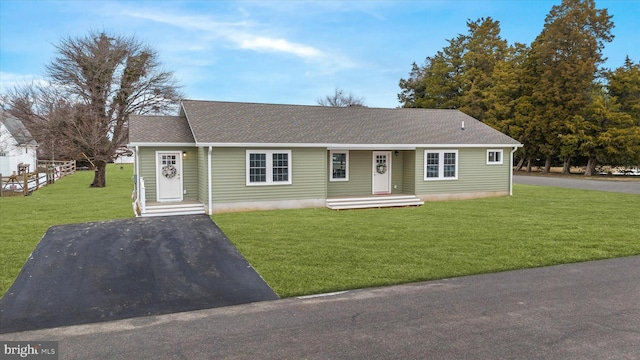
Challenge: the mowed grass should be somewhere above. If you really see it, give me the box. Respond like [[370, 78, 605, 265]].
[[0, 164, 134, 296], [1, 165, 639, 299], [214, 186, 640, 297]]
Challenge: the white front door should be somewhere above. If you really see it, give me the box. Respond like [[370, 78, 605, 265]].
[[372, 151, 392, 194], [156, 151, 183, 202]]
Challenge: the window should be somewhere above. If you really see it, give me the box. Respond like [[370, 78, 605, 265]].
[[424, 150, 458, 180], [246, 150, 292, 185], [426, 152, 439, 178], [330, 150, 349, 181], [248, 153, 267, 183], [486, 149, 503, 165]]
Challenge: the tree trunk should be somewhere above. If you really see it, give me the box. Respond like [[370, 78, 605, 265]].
[[584, 153, 597, 176], [91, 160, 107, 187], [526, 158, 532, 172], [515, 156, 525, 172], [543, 157, 552, 173], [562, 155, 572, 174]]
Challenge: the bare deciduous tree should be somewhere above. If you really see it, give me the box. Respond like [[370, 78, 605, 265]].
[[2, 84, 75, 162], [317, 88, 365, 107], [4, 31, 183, 187]]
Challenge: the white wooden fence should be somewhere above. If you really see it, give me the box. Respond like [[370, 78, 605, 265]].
[[0, 160, 76, 197]]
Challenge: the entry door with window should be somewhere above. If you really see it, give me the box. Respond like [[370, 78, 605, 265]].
[[156, 151, 183, 202], [372, 151, 392, 194]]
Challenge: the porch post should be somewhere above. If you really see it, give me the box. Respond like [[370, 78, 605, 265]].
[[510, 147, 516, 196], [208, 146, 213, 215], [135, 146, 140, 201]]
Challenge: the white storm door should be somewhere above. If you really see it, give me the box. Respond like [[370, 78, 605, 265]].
[[156, 151, 183, 202], [372, 151, 392, 194]]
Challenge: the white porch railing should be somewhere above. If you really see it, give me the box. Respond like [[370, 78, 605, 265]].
[[132, 176, 205, 217], [132, 176, 146, 216], [139, 177, 146, 214]]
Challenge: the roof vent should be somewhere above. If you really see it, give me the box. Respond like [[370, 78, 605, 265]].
[[461, 121, 465, 130]]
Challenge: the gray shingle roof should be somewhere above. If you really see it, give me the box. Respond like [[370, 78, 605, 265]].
[[128, 115, 194, 144], [0, 111, 38, 147], [129, 100, 520, 146]]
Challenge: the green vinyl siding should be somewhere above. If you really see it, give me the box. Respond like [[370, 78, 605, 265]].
[[327, 150, 372, 197], [198, 147, 209, 206], [137, 147, 198, 202], [391, 151, 404, 194], [138, 147, 157, 200], [402, 150, 416, 195], [415, 147, 511, 195], [182, 148, 199, 200], [210, 147, 326, 203]]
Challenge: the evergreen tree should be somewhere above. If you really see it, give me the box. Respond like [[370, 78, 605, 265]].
[[398, 36, 465, 109], [459, 18, 508, 121], [581, 87, 638, 175], [525, 0, 614, 173], [607, 57, 640, 123], [483, 43, 534, 170], [398, 17, 506, 119]]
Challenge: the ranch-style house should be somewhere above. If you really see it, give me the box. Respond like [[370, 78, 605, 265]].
[[128, 100, 522, 216]]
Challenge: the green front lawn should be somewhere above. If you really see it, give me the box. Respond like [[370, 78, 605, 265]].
[[1, 165, 639, 299], [0, 164, 135, 296], [214, 186, 640, 297]]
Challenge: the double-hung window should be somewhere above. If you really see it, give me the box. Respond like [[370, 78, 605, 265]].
[[424, 150, 458, 180], [330, 150, 349, 181], [246, 150, 292, 185], [486, 149, 503, 165]]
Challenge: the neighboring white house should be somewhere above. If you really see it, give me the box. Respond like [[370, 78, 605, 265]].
[[0, 111, 38, 176]]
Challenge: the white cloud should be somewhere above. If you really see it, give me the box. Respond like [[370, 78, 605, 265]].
[[121, 8, 325, 61], [236, 36, 324, 59]]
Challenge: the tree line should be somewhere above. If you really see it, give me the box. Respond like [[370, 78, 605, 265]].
[[398, 0, 640, 175]]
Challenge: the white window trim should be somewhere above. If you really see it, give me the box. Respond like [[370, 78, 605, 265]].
[[246, 150, 292, 186], [424, 150, 459, 181], [486, 149, 504, 165], [329, 150, 349, 182]]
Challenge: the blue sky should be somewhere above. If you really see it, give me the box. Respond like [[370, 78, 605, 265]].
[[1, 0, 638, 108]]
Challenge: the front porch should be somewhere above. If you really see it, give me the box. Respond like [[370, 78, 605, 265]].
[[132, 177, 206, 217], [325, 194, 424, 210]]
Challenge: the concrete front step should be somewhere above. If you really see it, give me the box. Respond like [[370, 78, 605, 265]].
[[142, 202, 206, 217], [326, 195, 424, 210]]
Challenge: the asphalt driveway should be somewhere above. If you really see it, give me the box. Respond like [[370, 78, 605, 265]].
[[0, 215, 278, 334], [514, 174, 640, 194]]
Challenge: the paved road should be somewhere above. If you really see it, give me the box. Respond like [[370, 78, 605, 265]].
[[2, 256, 639, 359], [514, 175, 640, 194]]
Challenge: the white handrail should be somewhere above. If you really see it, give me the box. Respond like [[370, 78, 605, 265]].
[[139, 177, 146, 214]]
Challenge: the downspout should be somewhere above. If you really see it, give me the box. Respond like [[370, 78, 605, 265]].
[[208, 146, 213, 215], [510, 147, 517, 196]]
